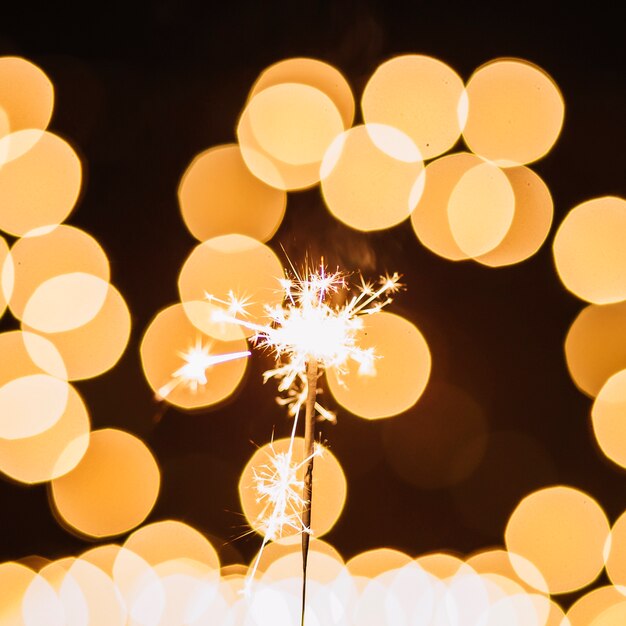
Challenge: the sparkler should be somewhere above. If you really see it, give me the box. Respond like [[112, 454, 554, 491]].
[[210, 262, 402, 621]]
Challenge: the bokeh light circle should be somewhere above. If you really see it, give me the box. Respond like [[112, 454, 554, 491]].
[[604, 510, 626, 589], [592, 370, 626, 469], [0, 234, 9, 316], [463, 58, 564, 166], [140, 302, 248, 409], [362, 54, 465, 160], [505, 486, 610, 594], [326, 311, 431, 419], [0, 130, 82, 237], [565, 301, 626, 398], [553, 197, 626, 304], [239, 436, 347, 541], [321, 124, 424, 231], [178, 144, 286, 243], [50, 428, 160, 538]]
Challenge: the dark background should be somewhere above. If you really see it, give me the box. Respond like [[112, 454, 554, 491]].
[[1, 0, 624, 603]]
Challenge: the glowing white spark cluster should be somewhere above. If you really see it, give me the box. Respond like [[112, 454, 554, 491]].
[[158, 337, 250, 399]]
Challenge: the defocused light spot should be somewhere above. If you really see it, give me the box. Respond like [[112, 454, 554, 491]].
[[178, 144, 286, 243], [410, 152, 484, 260], [362, 54, 465, 160], [604, 510, 626, 589], [0, 383, 89, 483], [246, 584, 300, 626], [592, 370, 626, 469], [480, 593, 552, 626], [239, 436, 346, 541], [21, 569, 65, 626], [567, 586, 626, 626], [178, 234, 283, 336], [50, 428, 161, 538], [466, 548, 548, 595], [415, 552, 466, 579], [347, 548, 412, 578], [0, 57, 53, 138], [124, 520, 220, 571], [505, 485, 610, 594], [353, 579, 406, 626], [22, 283, 131, 380], [140, 302, 248, 409], [0, 235, 9, 317], [382, 382, 487, 488], [0, 131, 82, 237], [249, 57, 355, 129], [320, 124, 424, 231], [0, 562, 38, 626], [0, 374, 69, 440], [554, 197, 626, 304], [591, 602, 626, 626], [326, 311, 431, 419], [22, 273, 109, 333], [263, 551, 344, 584], [476, 166, 554, 266], [65, 558, 127, 626], [462, 58, 564, 165], [7, 225, 109, 323], [565, 302, 626, 397], [79, 544, 122, 576], [447, 161, 515, 257], [0, 330, 66, 380]]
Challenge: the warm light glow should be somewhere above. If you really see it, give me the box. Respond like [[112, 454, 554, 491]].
[[410, 151, 484, 260], [565, 301, 626, 397], [50, 428, 161, 538], [566, 586, 626, 626], [0, 561, 39, 626], [7, 225, 110, 323], [362, 54, 466, 160], [592, 370, 626, 469], [140, 302, 249, 409], [178, 144, 286, 243], [21, 272, 110, 333], [239, 436, 347, 541], [0, 56, 54, 139], [447, 160, 515, 257], [263, 550, 344, 585], [326, 310, 431, 419], [382, 382, 487, 488], [0, 234, 9, 317], [249, 57, 355, 129], [22, 283, 131, 380], [347, 548, 412, 578], [462, 58, 564, 165], [0, 130, 82, 237], [553, 196, 626, 304], [414, 552, 467, 579], [178, 234, 284, 338], [320, 124, 424, 231], [505, 486, 610, 594], [476, 165, 554, 267], [605, 510, 626, 589], [591, 602, 626, 626]]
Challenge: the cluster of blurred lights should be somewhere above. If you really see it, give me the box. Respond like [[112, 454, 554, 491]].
[[3, 48, 626, 624]]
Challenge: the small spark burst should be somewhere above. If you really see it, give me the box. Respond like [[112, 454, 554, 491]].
[[157, 337, 250, 399], [210, 263, 403, 419]]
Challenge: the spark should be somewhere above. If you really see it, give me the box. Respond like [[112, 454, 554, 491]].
[[157, 337, 250, 399]]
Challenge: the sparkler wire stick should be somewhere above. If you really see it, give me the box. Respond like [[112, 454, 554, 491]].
[[301, 358, 318, 626]]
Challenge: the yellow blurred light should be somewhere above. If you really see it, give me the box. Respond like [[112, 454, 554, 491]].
[[21, 272, 109, 333], [383, 382, 487, 489], [123, 520, 220, 572], [249, 57, 355, 129], [263, 550, 344, 584], [462, 58, 564, 166], [476, 165, 554, 267], [362, 54, 466, 160], [320, 124, 424, 231], [447, 161, 515, 257], [178, 234, 284, 337], [0, 130, 82, 237], [414, 552, 467, 580], [22, 283, 131, 380], [0, 383, 89, 483], [567, 586, 626, 626], [178, 144, 286, 243], [21, 568, 65, 626], [140, 302, 248, 409], [0, 234, 9, 317], [326, 311, 431, 419], [0, 57, 54, 138], [239, 436, 346, 541], [410, 152, 486, 260], [7, 225, 110, 323], [505, 485, 610, 594], [591, 602, 626, 626], [346, 548, 412, 578], [605, 510, 626, 588], [0, 562, 39, 626], [592, 370, 626, 469], [565, 301, 626, 397], [553, 197, 626, 304], [50, 428, 161, 538]]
